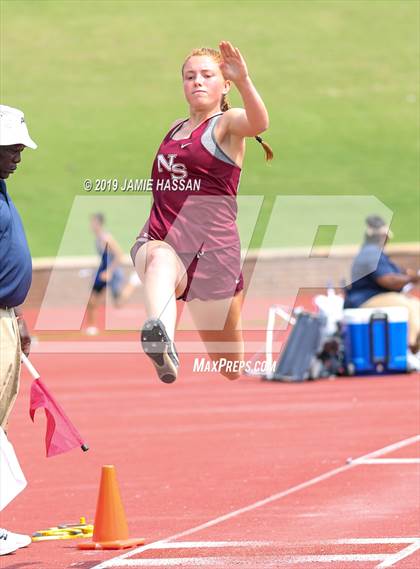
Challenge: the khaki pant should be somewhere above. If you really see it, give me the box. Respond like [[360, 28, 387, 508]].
[[362, 293, 420, 348], [0, 308, 21, 430]]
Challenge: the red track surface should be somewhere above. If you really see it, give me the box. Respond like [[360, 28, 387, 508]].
[[2, 308, 420, 569]]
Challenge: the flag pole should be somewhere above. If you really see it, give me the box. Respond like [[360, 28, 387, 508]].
[[21, 353, 40, 380]]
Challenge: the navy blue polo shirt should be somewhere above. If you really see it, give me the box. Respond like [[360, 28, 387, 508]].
[[344, 243, 402, 308], [0, 179, 32, 307]]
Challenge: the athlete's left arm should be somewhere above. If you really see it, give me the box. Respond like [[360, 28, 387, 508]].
[[218, 41, 269, 137]]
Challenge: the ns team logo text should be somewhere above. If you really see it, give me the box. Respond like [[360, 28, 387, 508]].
[[156, 154, 201, 192]]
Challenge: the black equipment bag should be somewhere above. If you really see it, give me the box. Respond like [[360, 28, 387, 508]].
[[271, 312, 324, 382]]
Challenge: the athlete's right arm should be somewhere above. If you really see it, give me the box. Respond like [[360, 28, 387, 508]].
[[218, 41, 269, 138]]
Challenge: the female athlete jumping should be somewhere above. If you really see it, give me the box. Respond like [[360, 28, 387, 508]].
[[131, 41, 272, 383]]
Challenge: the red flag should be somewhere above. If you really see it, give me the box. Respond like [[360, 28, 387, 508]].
[[29, 378, 88, 457], [23, 355, 88, 457]]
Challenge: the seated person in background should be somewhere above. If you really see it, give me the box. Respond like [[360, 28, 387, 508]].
[[344, 215, 419, 355]]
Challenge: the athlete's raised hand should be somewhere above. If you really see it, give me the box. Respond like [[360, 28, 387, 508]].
[[217, 41, 269, 141], [219, 41, 249, 84]]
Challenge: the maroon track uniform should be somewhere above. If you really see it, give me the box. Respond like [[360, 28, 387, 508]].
[[131, 113, 244, 301]]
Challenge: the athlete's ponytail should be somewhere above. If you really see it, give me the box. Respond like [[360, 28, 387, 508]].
[[183, 47, 274, 161], [221, 93, 230, 113], [255, 135, 274, 162]]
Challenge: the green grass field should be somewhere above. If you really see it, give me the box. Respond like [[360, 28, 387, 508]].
[[1, 0, 419, 256]]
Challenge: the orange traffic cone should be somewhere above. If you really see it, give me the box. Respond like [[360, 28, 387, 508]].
[[78, 465, 145, 550]]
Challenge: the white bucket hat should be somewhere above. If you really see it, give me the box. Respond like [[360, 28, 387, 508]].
[[0, 105, 37, 149]]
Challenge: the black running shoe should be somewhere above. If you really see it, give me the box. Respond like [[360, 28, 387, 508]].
[[141, 318, 179, 383]]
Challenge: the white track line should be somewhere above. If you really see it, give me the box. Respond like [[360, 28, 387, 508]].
[[278, 555, 388, 564], [91, 434, 420, 569], [350, 434, 420, 461], [102, 560, 240, 567], [376, 541, 420, 568], [330, 538, 420, 544], [354, 458, 420, 465], [149, 538, 420, 548], [97, 555, 391, 567], [147, 541, 276, 549]]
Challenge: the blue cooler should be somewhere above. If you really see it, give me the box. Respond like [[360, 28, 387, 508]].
[[343, 307, 408, 375]]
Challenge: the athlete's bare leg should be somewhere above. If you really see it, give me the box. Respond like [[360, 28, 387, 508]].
[[85, 289, 105, 333], [189, 292, 245, 380], [134, 240, 187, 340]]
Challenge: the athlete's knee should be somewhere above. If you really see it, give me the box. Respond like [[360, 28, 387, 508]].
[[147, 246, 177, 272]]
